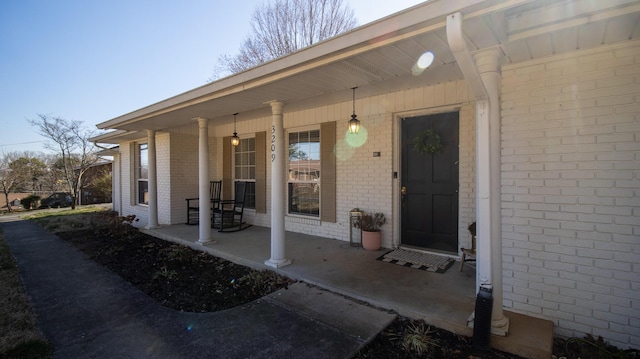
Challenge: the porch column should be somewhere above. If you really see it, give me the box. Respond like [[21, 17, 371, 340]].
[[196, 117, 213, 244], [146, 129, 159, 229], [112, 150, 122, 214], [475, 48, 509, 335], [265, 101, 291, 268]]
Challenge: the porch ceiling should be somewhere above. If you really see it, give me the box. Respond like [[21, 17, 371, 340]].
[[94, 0, 640, 143]]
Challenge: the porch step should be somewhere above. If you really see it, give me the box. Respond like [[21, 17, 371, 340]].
[[492, 310, 554, 359], [264, 282, 397, 343]]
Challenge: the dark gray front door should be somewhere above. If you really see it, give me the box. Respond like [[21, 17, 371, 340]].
[[401, 112, 459, 253]]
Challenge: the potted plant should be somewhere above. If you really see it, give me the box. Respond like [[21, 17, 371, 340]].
[[353, 212, 386, 250]]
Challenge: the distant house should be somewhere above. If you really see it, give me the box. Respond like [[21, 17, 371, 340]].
[[1, 192, 31, 210], [91, 0, 640, 350]]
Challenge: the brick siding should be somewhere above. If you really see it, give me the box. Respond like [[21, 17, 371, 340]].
[[118, 82, 476, 249], [501, 41, 640, 348]]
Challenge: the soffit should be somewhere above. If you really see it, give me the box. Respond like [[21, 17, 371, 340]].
[[94, 0, 640, 141]]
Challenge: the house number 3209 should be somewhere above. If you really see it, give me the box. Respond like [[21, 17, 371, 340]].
[[271, 125, 276, 163]]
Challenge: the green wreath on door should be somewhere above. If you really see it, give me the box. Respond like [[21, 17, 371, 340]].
[[412, 129, 443, 154]]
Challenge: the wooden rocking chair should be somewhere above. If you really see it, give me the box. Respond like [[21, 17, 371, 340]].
[[185, 180, 222, 225], [459, 222, 476, 271], [213, 181, 250, 232]]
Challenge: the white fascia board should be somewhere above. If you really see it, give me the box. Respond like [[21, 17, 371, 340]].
[[89, 129, 144, 144], [89, 130, 128, 143]]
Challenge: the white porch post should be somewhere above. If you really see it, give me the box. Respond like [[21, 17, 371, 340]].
[[146, 129, 159, 229], [476, 99, 492, 290], [196, 117, 213, 244], [447, 12, 509, 335], [112, 151, 122, 214], [265, 101, 291, 268], [475, 48, 509, 335]]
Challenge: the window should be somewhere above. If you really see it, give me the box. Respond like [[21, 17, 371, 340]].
[[136, 143, 149, 205], [234, 138, 255, 209], [288, 129, 320, 216]]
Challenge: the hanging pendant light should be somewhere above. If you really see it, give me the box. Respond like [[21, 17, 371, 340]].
[[231, 113, 240, 147], [348, 87, 360, 134]]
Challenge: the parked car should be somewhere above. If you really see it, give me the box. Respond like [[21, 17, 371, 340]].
[[39, 193, 73, 209]]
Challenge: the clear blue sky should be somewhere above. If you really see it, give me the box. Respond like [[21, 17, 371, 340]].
[[0, 0, 425, 154]]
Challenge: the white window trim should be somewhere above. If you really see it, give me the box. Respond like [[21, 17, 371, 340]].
[[286, 126, 321, 218], [232, 136, 256, 209], [135, 142, 149, 206]]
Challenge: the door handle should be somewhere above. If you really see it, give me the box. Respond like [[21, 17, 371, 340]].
[[401, 186, 407, 196]]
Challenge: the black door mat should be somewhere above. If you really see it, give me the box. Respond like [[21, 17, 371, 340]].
[[377, 248, 455, 274]]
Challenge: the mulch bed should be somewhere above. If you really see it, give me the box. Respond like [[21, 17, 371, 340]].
[[56, 227, 293, 313], [50, 212, 634, 359]]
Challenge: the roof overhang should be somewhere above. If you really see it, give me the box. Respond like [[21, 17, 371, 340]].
[[90, 130, 145, 145], [94, 0, 640, 143]]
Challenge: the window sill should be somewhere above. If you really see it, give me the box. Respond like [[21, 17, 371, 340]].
[[286, 215, 320, 226]]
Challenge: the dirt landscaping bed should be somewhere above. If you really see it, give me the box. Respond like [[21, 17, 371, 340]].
[[32, 209, 635, 359]]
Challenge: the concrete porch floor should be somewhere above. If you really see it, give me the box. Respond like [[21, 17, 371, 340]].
[[143, 224, 553, 359]]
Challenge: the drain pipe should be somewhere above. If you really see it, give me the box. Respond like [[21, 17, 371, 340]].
[[475, 47, 509, 337], [446, 11, 509, 338]]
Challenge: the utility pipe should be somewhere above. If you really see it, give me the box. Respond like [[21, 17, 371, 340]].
[[446, 12, 509, 335]]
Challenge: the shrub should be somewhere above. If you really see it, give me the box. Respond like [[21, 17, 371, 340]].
[[20, 195, 41, 210], [353, 212, 386, 232]]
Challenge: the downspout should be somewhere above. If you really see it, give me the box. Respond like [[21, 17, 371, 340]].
[[446, 12, 509, 336]]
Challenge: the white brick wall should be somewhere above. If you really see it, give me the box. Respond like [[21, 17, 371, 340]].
[[164, 123, 223, 225], [156, 133, 171, 224], [167, 130, 199, 225], [501, 40, 640, 349], [277, 81, 474, 249], [117, 82, 476, 247], [117, 124, 214, 227]]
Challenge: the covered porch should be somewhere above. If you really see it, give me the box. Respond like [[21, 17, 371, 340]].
[[142, 224, 553, 358]]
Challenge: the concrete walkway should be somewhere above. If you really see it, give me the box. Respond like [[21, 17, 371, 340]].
[[145, 224, 554, 359], [0, 217, 395, 359]]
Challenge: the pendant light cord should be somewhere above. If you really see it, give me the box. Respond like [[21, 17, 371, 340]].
[[351, 87, 357, 115]]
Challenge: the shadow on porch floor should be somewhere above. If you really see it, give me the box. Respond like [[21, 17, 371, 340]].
[[143, 224, 553, 359]]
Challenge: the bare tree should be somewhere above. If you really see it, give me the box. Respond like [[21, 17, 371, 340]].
[[0, 152, 45, 211], [11, 155, 47, 193], [212, 0, 357, 78], [40, 154, 67, 193], [28, 114, 99, 209], [0, 152, 21, 212]]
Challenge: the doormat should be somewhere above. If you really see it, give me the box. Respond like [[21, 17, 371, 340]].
[[377, 249, 454, 274]]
